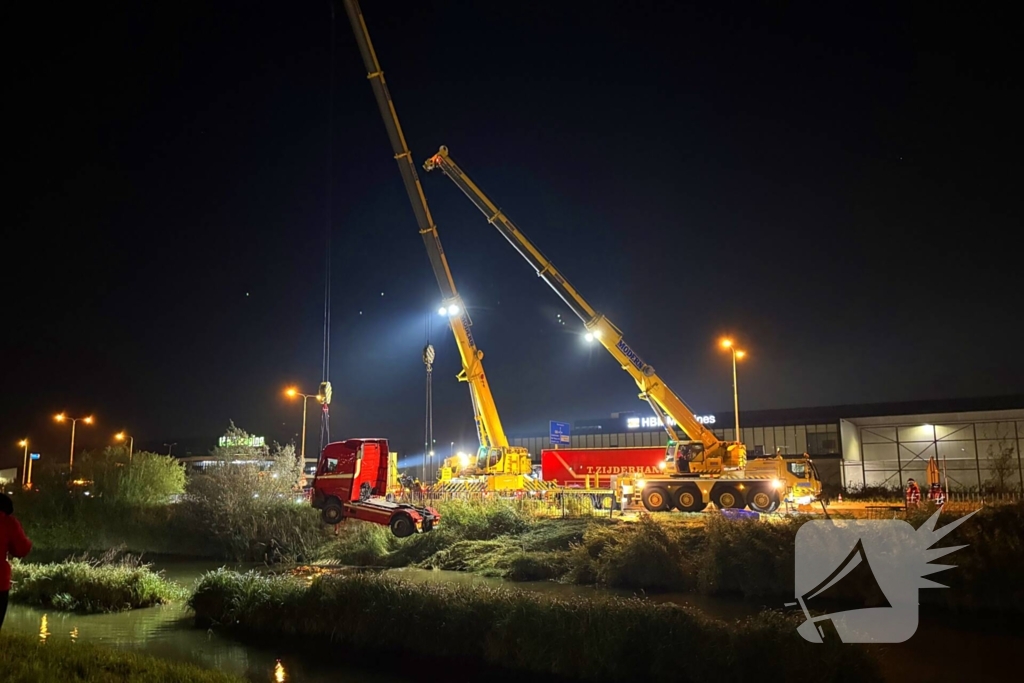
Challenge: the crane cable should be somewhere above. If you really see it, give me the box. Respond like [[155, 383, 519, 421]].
[[320, 0, 337, 454]]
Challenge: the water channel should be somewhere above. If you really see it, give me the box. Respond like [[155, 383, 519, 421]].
[[3, 559, 1019, 682]]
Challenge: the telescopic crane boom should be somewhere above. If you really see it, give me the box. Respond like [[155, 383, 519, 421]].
[[341, 1, 529, 485], [424, 146, 746, 474]]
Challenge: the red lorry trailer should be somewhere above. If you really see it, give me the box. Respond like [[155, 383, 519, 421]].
[[312, 438, 440, 538], [540, 446, 666, 509]]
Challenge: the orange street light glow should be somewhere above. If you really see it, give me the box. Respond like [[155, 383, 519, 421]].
[[720, 338, 733, 349], [285, 388, 298, 398], [19, 439, 27, 447], [55, 413, 66, 422], [84, 416, 93, 424], [115, 432, 125, 440], [736, 350, 746, 359]]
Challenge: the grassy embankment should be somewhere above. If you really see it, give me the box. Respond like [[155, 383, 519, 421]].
[[189, 569, 878, 682], [17, 493, 325, 562], [0, 632, 244, 683], [10, 554, 185, 613], [317, 499, 1024, 613]]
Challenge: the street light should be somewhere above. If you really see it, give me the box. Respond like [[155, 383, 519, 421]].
[[18, 439, 28, 487], [286, 387, 324, 463], [114, 432, 134, 464], [55, 413, 94, 471], [164, 443, 177, 456], [719, 339, 746, 441]]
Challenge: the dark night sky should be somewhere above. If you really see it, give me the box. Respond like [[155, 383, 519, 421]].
[[4, 1, 1022, 469]]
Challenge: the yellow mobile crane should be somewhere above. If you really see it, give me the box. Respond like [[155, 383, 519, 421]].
[[340, 1, 531, 491], [424, 147, 821, 512]]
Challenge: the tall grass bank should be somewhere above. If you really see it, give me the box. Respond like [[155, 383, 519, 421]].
[[0, 632, 244, 683], [11, 556, 183, 613], [189, 570, 878, 682]]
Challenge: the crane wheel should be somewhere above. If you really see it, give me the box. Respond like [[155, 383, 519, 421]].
[[641, 487, 670, 512], [714, 486, 743, 510], [321, 499, 344, 525], [672, 485, 706, 513], [748, 489, 780, 513], [390, 514, 415, 538]]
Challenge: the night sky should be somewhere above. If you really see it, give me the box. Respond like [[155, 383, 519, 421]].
[[4, 1, 1022, 469]]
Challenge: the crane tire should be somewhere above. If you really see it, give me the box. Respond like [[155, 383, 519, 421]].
[[672, 485, 707, 513], [642, 487, 670, 512], [748, 488, 780, 513], [714, 486, 743, 510]]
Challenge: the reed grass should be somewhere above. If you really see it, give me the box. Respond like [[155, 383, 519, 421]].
[[10, 555, 185, 613], [189, 569, 878, 682], [0, 632, 244, 683]]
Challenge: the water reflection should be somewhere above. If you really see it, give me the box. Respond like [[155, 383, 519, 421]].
[[275, 659, 286, 682], [39, 614, 49, 642], [70, 626, 79, 643]]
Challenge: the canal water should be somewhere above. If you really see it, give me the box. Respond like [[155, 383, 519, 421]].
[[3, 560, 1019, 682]]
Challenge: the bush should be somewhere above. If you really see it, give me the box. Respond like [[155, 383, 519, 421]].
[[10, 555, 184, 613], [172, 423, 327, 561], [189, 569, 878, 682], [0, 632, 243, 683], [76, 447, 186, 506]]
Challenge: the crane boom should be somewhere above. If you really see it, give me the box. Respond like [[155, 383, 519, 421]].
[[341, 2, 527, 476], [424, 146, 744, 472]]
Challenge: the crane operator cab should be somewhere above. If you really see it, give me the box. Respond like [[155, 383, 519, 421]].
[[665, 440, 704, 474]]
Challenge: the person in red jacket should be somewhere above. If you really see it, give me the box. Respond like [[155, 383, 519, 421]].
[[1, 493, 33, 630]]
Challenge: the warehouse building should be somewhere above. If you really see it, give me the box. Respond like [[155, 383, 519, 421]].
[[511, 395, 1024, 492]]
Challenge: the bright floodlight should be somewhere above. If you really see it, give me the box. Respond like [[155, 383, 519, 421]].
[[721, 338, 733, 349], [584, 332, 595, 342], [447, 304, 459, 316], [438, 306, 447, 316]]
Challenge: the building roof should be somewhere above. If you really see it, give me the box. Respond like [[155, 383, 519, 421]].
[[739, 394, 1024, 426]]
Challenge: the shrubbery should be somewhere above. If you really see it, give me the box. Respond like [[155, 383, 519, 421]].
[[189, 569, 878, 682], [10, 553, 184, 613], [16, 423, 328, 562]]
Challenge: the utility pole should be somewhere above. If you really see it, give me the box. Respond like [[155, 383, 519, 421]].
[[423, 341, 435, 484]]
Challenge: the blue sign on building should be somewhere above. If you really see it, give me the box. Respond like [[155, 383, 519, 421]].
[[549, 421, 571, 446], [30, 453, 41, 460]]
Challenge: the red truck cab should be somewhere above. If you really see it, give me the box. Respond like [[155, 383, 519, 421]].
[[312, 438, 440, 537]]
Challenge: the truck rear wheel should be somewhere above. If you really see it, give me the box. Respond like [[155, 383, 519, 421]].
[[641, 486, 670, 512], [321, 499, 343, 525], [714, 486, 743, 509], [748, 488, 780, 513], [672, 485, 706, 512], [390, 514, 415, 538]]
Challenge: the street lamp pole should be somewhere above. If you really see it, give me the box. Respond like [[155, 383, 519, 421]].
[[720, 340, 746, 441], [286, 388, 324, 464], [115, 432, 134, 463], [55, 414, 93, 471], [19, 439, 29, 487]]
